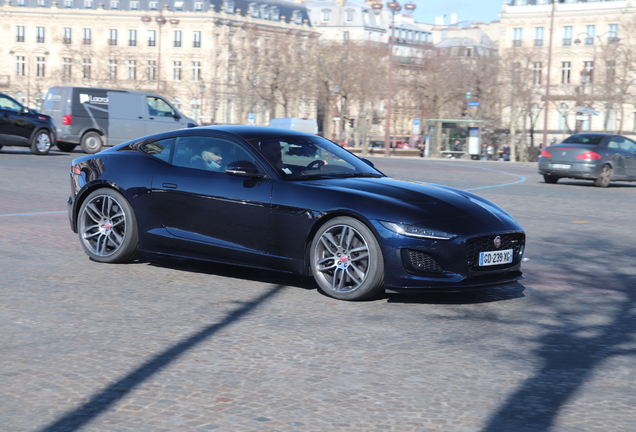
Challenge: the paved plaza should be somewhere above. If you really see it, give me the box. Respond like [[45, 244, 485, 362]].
[[1, 148, 635, 431]]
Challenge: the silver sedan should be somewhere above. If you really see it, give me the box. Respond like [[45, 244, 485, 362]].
[[538, 133, 636, 187]]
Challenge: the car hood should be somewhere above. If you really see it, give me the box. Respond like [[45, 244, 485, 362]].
[[298, 176, 521, 235]]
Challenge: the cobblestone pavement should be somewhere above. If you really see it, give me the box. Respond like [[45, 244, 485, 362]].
[[1, 147, 635, 432]]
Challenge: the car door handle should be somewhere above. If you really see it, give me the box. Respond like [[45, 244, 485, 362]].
[[162, 183, 178, 189]]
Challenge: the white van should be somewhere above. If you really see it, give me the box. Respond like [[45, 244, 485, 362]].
[[269, 117, 318, 134], [42, 86, 198, 153]]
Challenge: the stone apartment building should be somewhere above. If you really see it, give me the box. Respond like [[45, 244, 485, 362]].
[[0, 0, 317, 126]]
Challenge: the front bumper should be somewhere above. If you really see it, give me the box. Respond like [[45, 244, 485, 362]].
[[374, 222, 525, 292]]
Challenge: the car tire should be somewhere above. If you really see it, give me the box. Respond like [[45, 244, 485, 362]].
[[543, 174, 559, 184], [310, 217, 384, 301], [77, 188, 140, 263], [57, 142, 77, 152], [81, 131, 103, 154], [30, 129, 51, 155], [594, 164, 613, 188]]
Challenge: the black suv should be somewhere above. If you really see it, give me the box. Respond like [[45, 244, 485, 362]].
[[0, 92, 56, 155]]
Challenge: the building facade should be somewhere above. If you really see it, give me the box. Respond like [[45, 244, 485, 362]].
[[0, 0, 317, 126], [499, 0, 636, 145]]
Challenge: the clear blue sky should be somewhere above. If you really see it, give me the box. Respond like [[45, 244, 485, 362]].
[[409, 0, 506, 25]]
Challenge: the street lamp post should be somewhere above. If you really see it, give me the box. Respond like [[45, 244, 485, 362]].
[[541, 0, 558, 148], [199, 81, 206, 125], [375, 1, 416, 157]]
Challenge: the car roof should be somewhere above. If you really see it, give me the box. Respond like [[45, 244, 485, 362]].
[[190, 125, 317, 141]]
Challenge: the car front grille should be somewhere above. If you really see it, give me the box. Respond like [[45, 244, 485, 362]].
[[466, 232, 525, 271], [407, 250, 445, 273]]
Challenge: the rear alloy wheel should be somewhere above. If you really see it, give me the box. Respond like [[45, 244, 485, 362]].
[[57, 142, 77, 152], [594, 164, 613, 188], [30, 130, 51, 155], [81, 131, 103, 154], [543, 174, 559, 184], [310, 217, 384, 301], [77, 189, 139, 263]]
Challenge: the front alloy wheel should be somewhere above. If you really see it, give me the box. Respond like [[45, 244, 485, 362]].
[[77, 189, 139, 263], [310, 217, 384, 301]]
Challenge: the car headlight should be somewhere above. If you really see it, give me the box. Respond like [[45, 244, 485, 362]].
[[379, 221, 457, 240]]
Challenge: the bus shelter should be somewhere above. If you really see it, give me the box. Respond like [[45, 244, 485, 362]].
[[424, 119, 484, 159]]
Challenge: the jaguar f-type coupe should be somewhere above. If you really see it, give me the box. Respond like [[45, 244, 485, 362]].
[[68, 126, 525, 301]]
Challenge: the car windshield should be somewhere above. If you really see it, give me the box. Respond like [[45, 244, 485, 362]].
[[249, 135, 384, 180], [561, 134, 605, 145]]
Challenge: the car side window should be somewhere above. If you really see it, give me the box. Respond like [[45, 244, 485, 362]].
[[146, 96, 175, 117], [172, 136, 256, 172], [0, 95, 22, 112], [623, 138, 636, 152], [140, 137, 174, 162]]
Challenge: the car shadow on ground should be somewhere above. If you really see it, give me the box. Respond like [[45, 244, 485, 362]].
[[386, 283, 526, 305], [137, 252, 526, 305], [541, 180, 636, 188]]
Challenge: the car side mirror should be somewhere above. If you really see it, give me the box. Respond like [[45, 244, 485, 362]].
[[360, 158, 375, 168], [21, 107, 30, 114], [225, 160, 265, 178]]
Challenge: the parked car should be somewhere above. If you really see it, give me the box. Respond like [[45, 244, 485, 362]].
[[42, 86, 197, 154], [0, 92, 56, 155], [67, 126, 525, 301], [538, 133, 636, 187]]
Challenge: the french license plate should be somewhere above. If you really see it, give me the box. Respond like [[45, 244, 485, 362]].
[[551, 163, 571, 169], [479, 249, 513, 267]]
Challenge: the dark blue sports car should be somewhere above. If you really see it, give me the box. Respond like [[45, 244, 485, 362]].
[[67, 126, 525, 300]]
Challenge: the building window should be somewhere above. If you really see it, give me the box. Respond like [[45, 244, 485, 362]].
[[227, 64, 233, 83], [194, 2, 202, 11], [63, 58, 72, 78], [129, 30, 137, 46], [110, 0, 119, 9], [346, 10, 353, 22], [130, 1, 139, 10], [148, 30, 156, 47], [534, 27, 543, 47], [128, 60, 137, 80], [85, 0, 93, 8], [63, 27, 72, 44], [293, 10, 302, 25], [37, 0, 46, 6], [16, 56, 25, 76], [149, 1, 157, 10], [585, 25, 595, 45], [16, 0, 25, 5], [109, 29, 117, 45], [582, 61, 594, 83], [563, 26, 572, 46], [147, 60, 156, 80], [82, 58, 92, 79], [344, 31, 349, 42], [192, 61, 201, 81], [173, 61, 182, 81], [16, 26, 25, 43], [513, 28, 522, 47], [322, 9, 330, 21], [83, 28, 92, 45], [174, 30, 182, 48], [64, 0, 73, 7], [193, 31, 201, 48], [108, 59, 117, 80], [608, 24, 619, 43], [36, 27, 45, 43], [561, 61, 571, 84], [533, 62, 542, 85], [224, 0, 235, 13], [174, 0, 183, 11]]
